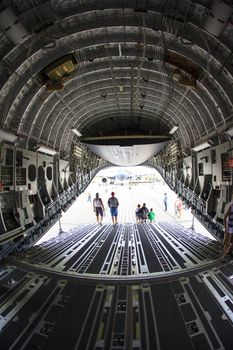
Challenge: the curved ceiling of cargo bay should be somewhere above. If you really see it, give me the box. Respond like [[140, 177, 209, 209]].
[[0, 1, 233, 161]]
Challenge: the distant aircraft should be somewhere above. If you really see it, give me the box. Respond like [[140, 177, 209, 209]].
[[99, 166, 156, 182], [116, 169, 130, 181]]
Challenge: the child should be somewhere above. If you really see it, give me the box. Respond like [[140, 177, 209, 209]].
[[148, 208, 155, 223]]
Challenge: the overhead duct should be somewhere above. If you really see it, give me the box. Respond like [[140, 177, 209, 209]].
[[0, 8, 29, 44], [204, 0, 233, 37]]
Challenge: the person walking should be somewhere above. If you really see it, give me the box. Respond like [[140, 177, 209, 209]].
[[135, 204, 141, 223], [175, 197, 183, 218], [93, 193, 105, 225], [108, 192, 119, 225], [148, 208, 155, 223], [163, 193, 168, 211], [222, 201, 233, 262], [139, 203, 149, 223]]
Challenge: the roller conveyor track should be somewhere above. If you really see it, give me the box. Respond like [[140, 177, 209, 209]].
[[21, 224, 98, 266], [0, 223, 232, 350], [158, 222, 221, 260], [10, 223, 223, 275]]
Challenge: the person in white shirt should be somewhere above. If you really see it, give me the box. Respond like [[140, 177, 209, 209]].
[[93, 193, 105, 225]]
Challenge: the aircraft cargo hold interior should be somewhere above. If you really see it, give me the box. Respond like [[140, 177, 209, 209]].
[[0, 1, 233, 349]]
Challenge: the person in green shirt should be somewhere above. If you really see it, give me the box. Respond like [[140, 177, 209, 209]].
[[148, 208, 155, 223]]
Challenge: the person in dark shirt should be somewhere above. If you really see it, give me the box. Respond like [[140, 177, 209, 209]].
[[139, 203, 149, 223], [135, 204, 141, 223]]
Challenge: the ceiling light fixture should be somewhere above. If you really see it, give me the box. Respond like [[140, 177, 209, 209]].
[[37, 145, 57, 156], [203, 0, 233, 37], [226, 126, 233, 137], [169, 126, 179, 134], [192, 142, 211, 152], [0, 129, 18, 143], [0, 8, 29, 44], [71, 128, 82, 137]]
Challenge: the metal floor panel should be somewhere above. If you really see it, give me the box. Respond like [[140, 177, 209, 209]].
[[0, 223, 232, 350], [11, 223, 223, 275]]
